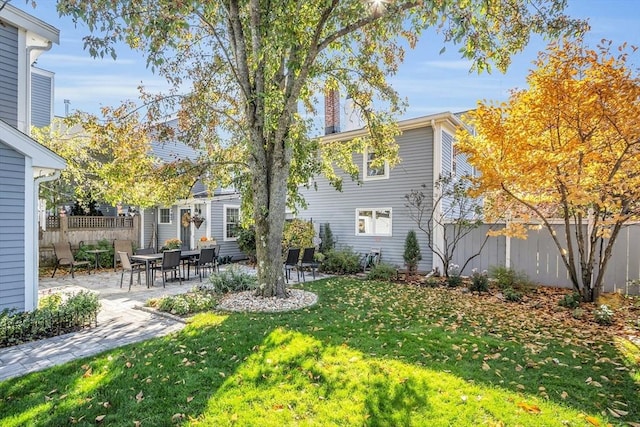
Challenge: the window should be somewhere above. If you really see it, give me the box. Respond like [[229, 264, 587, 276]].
[[356, 208, 392, 236], [158, 207, 172, 224], [224, 205, 240, 241], [363, 149, 389, 180]]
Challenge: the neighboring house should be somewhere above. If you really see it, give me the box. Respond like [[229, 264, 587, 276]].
[[298, 100, 472, 273], [0, 3, 63, 312], [139, 119, 244, 261]]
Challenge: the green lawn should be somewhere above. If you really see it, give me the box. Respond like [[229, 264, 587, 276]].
[[1, 278, 638, 426]]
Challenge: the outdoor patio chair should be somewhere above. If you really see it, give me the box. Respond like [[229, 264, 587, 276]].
[[283, 248, 301, 283], [118, 251, 144, 291], [151, 250, 182, 288], [298, 247, 318, 282], [52, 242, 92, 278], [113, 239, 134, 271], [187, 247, 216, 281]]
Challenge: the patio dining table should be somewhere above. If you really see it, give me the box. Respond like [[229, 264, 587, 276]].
[[131, 250, 200, 288]]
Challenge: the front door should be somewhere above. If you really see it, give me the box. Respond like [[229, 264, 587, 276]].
[[180, 208, 191, 250]]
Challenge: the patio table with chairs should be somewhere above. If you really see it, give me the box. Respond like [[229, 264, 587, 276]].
[[131, 249, 201, 288]]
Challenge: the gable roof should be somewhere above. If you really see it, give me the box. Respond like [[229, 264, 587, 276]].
[[319, 111, 464, 143], [0, 3, 59, 44], [0, 119, 66, 175]]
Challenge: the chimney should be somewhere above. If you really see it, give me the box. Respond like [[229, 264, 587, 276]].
[[324, 88, 340, 135], [343, 95, 364, 131]]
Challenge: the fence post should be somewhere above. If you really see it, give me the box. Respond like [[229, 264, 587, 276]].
[[59, 209, 68, 242], [133, 214, 141, 248]]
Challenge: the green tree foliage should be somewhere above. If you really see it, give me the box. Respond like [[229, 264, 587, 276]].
[[53, 0, 584, 297], [282, 219, 315, 255]]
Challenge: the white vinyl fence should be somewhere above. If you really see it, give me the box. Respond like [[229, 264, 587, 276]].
[[449, 223, 640, 295]]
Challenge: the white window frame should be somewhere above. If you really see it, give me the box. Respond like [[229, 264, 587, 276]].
[[355, 208, 392, 236], [223, 204, 240, 241], [363, 148, 389, 181], [158, 207, 172, 224]]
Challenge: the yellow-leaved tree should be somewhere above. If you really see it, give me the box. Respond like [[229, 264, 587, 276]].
[[456, 38, 640, 302]]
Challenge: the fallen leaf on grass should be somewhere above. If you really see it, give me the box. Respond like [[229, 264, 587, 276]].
[[82, 367, 92, 378], [516, 402, 541, 413], [606, 407, 628, 417], [187, 396, 194, 403], [585, 415, 600, 426], [136, 391, 144, 403], [95, 415, 106, 423]]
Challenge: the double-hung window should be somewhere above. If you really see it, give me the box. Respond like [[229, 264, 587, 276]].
[[356, 208, 392, 236], [363, 149, 389, 180], [224, 205, 240, 241], [158, 207, 172, 224]]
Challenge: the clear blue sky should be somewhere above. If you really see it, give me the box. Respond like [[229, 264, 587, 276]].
[[16, 0, 640, 121]]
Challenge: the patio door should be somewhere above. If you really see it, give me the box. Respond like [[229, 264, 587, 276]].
[[180, 208, 191, 250]]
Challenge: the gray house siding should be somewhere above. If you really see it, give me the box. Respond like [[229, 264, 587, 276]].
[[0, 24, 19, 127], [210, 196, 243, 261], [0, 141, 26, 311], [31, 71, 53, 128], [147, 194, 243, 260], [299, 127, 435, 271]]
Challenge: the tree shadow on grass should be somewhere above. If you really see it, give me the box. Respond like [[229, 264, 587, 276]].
[[0, 278, 638, 425]]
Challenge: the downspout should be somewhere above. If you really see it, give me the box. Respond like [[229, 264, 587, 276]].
[[27, 170, 61, 311], [24, 41, 53, 133], [431, 119, 444, 273]]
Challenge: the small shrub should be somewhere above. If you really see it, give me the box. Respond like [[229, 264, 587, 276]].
[[559, 292, 582, 309], [320, 247, 362, 275], [446, 275, 462, 288], [594, 304, 614, 325], [469, 269, 489, 293], [319, 223, 335, 254], [202, 264, 257, 294], [366, 263, 397, 281], [38, 294, 62, 310], [572, 307, 585, 319], [403, 230, 422, 275], [424, 277, 440, 288], [236, 226, 257, 264], [446, 264, 462, 287], [0, 291, 100, 348], [503, 287, 523, 302], [489, 266, 531, 290]]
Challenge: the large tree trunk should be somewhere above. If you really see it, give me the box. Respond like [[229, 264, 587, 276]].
[[250, 130, 292, 298]]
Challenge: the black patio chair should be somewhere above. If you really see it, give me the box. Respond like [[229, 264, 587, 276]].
[[151, 250, 182, 288], [283, 248, 301, 283], [187, 247, 216, 281], [298, 247, 318, 282]]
